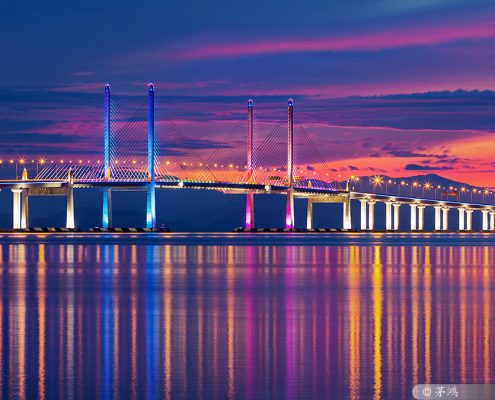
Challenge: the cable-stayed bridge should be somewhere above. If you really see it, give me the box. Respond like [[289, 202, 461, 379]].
[[1, 84, 495, 232]]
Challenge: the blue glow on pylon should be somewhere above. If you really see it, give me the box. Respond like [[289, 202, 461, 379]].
[[102, 189, 109, 228], [146, 183, 156, 229]]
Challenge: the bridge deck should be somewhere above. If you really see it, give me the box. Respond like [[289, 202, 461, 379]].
[[350, 191, 494, 209], [0, 179, 346, 196], [0, 179, 493, 208]]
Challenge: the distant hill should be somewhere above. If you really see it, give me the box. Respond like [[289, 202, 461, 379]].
[[341, 173, 494, 202]]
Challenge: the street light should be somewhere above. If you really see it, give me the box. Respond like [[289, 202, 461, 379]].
[[37, 158, 45, 175], [423, 182, 431, 198], [411, 181, 418, 196], [386, 179, 392, 194], [350, 176, 360, 191], [372, 175, 383, 193], [16, 158, 25, 179]]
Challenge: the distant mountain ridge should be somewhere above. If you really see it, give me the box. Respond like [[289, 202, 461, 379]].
[[301, 173, 491, 193], [350, 173, 487, 188], [341, 173, 494, 201]]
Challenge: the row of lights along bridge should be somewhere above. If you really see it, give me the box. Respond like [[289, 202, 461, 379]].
[[349, 175, 494, 203]]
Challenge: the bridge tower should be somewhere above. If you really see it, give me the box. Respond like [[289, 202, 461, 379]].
[[146, 83, 156, 229], [245, 99, 255, 230], [102, 84, 112, 228], [285, 98, 295, 229]]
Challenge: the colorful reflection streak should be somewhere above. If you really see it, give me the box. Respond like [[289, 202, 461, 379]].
[[0, 239, 494, 399]]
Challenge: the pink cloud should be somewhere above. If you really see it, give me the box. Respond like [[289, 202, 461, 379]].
[[168, 18, 495, 62]]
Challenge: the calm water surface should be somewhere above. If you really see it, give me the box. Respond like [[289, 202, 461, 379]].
[[0, 232, 494, 400]]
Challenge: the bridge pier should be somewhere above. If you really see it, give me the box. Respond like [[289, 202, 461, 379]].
[[20, 190, 29, 229], [66, 186, 75, 229], [482, 209, 489, 231], [385, 201, 392, 230], [285, 188, 295, 229], [466, 209, 473, 231], [417, 205, 425, 231], [458, 208, 465, 230], [410, 204, 417, 231], [146, 183, 156, 229], [359, 199, 367, 230], [11, 189, 22, 229], [343, 196, 351, 230], [434, 205, 442, 231], [246, 193, 255, 230], [11, 185, 76, 230], [306, 198, 313, 229], [393, 203, 400, 230], [442, 207, 449, 231], [102, 188, 112, 228], [367, 200, 375, 230]]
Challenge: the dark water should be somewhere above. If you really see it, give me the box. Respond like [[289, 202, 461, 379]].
[[1, 232, 494, 400]]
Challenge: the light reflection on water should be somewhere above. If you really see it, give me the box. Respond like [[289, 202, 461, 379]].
[[0, 234, 494, 399]]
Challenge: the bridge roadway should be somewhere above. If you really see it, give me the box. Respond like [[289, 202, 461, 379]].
[[0, 179, 488, 208], [0, 178, 346, 196], [350, 191, 495, 232], [1, 179, 495, 231], [350, 191, 494, 210]]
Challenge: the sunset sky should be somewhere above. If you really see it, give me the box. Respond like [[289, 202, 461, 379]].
[[1, 0, 495, 186]]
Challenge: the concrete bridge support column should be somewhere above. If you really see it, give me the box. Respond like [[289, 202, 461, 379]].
[[466, 209, 473, 231], [367, 200, 375, 230], [11, 189, 22, 229], [360, 199, 367, 230], [343, 196, 352, 230], [102, 188, 112, 228], [458, 208, 465, 231], [21, 190, 29, 229], [385, 201, 393, 230], [306, 198, 313, 230], [482, 209, 489, 231], [417, 205, 425, 231], [410, 204, 417, 231], [146, 183, 156, 229], [245, 193, 255, 230], [434, 206, 442, 231], [490, 211, 495, 231], [442, 207, 449, 231], [393, 203, 400, 230], [66, 186, 75, 229], [285, 187, 295, 229]]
